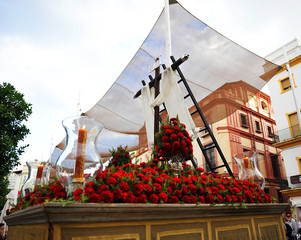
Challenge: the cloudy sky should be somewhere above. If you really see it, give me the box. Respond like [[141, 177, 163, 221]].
[[1, 0, 301, 165]]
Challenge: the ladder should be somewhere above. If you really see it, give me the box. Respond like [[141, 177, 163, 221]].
[[134, 55, 234, 177]]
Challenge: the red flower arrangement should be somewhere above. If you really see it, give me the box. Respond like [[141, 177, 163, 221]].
[[7, 160, 275, 215], [107, 145, 132, 168], [72, 162, 273, 205], [155, 117, 193, 162], [7, 180, 66, 214]]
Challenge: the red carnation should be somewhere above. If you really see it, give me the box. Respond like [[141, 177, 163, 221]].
[[149, 194, 159, 203], [133, 183, 144, 195], [164, 143, 171, 151], [74, 196, 81, 201], [169, 196, 179, 204], [170, 134, 178, 140], [123, 192, 136, 203], [211, 186, 219, 195], [189, 184, 197, 194], [112, 188, 123, 200], [198, 186, 204, 195], [182, 147, 189, 156], [232, 187, 241, 193], [180, 140, 187, 147], [84, 187, 95, 196], [205, 194, 214, 203], [181, 185, 188, 195], [198, 196, 205, 204], [236, 195, 243, 203], [137, 194, 147, 203], [106, 177, 118, 186], [183, 195, 190, 203], [165, 129, 173, 135], [144, 184, 153, 196], [190, 196, 197, 204], [173, 125, 180, 132], [225, 195, 231, 203], [54, 192, 66, 199], [73, 188, 83, 197], [175, 190, 182, 198], [172, 141, 180, 150], [164, 125, 171, 129], [218, 184, 226, 191], [85, 181, 95, 189], [153, 183, 162, 193], [159, 149, 167, 157], [158, 192, 168, 203], [177, 132, 184, 139], [89, 193, 101, 203], [217, 195, 223, 203], [162, 136, 169, 142], [97, 184, 108, 193], [100, 190, 113, 203], [120, 181, 130, 192]]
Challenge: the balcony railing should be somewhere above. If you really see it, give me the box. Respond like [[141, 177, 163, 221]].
[[273, 124, 301, 143]]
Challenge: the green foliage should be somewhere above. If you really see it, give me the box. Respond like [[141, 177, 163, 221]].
[[0, 82, 32, 210]]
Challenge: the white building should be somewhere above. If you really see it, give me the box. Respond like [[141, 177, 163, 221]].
[[265, 38, 301, 214]]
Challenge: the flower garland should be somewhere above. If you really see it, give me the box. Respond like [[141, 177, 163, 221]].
[[155, 117, 193, 162]]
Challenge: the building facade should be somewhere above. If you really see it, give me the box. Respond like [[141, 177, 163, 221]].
[[193, 82, 287, 203], [265, 38, 301, 214]]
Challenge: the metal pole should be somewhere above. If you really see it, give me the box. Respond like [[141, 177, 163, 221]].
[[165, 0, 172, 67], [283, 47, 301, 131], [154, 59, 160, 146]]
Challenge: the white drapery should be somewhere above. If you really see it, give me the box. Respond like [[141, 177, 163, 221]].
[[141, 67, 196, 147]]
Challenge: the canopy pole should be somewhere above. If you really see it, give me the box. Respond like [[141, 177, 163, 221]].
[[283, 47, 301, 131], [165, 0, 172, 67]]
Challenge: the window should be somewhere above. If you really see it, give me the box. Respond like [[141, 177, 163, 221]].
[[205, 144, 216, 172], [255, 120, 261, 132], [279, 75, 297, 94], [280, 77, 291, 91], [267, 126, 273, 137], [271, 154, 280, 178], [240, 113, 248, 128], [287, 112, 301, 138], [261, 101, 268, 111]]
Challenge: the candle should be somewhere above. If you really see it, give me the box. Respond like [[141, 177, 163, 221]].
[[243, 157, 254, 183], [35, 165, 44, 185], [74, 128, 87, 180], [243, 157, 250, 169]]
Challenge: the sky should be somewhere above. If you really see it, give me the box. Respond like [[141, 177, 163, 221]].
[[1, 0, 301, 166]]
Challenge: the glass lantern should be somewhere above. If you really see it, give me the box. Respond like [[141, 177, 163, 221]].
[[20, 160, 43, 197], [232, 151, 265, 189], [55, 116, 103, 197]]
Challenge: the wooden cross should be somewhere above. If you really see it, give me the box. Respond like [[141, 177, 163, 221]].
[[134, 55, 189, 146]]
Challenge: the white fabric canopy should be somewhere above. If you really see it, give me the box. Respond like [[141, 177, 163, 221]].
[[52, 1, 281, 162]]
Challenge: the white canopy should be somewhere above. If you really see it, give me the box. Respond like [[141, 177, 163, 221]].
[[52, 1, 280, 162]]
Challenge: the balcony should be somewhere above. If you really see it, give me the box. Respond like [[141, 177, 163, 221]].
[[273, 124, 301, 149], [275, 124, 301, 142]]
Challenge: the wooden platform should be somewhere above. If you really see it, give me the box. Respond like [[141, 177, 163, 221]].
[[4, 203, 288, 240]]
